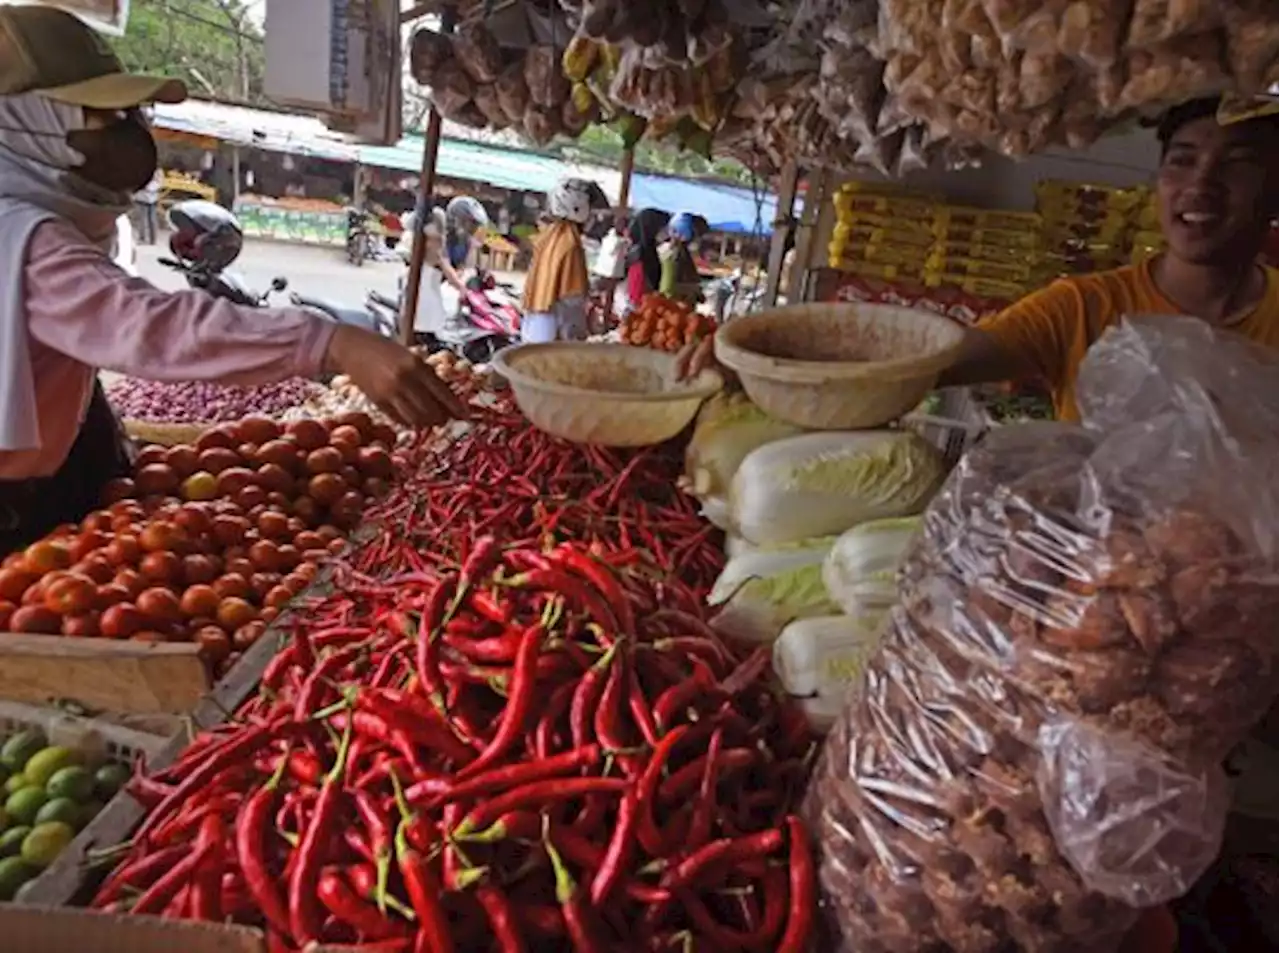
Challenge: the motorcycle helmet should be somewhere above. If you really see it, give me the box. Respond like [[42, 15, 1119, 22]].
[[446, 195, 490, 235], [167, 199, 243, 272], [547, 178, 594, 225]]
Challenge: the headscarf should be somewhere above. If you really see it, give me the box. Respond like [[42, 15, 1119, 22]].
[[625, 208, 670, 294], [522, 220, 588, 314], [0, 92, 129, 451]]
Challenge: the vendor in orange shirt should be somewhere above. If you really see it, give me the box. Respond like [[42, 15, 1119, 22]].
[[938, 97, 1278, 411]]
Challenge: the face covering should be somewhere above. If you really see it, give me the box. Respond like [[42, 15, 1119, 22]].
[[67, 112, 158, 194]]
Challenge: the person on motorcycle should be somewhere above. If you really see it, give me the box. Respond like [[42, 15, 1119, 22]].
[[659, 212, 708, 304], [0, 5, 466, 551], [520, 178, 592, 343], [444, 195, 490, 272]]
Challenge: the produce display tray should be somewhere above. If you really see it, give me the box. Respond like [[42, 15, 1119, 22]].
[[120, 419, 208, 448], [0, 700, 171, 907]]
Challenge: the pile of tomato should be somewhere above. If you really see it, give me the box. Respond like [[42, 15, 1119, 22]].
[[0, 412, 406, 676]]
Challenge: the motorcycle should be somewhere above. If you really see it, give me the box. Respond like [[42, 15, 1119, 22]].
[[345, 208, 377, 267], [393, 267, 521, 364], [165, 200, 394, 338]]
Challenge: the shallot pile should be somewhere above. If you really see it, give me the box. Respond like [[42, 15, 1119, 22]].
[[107, 378, 322, 424]]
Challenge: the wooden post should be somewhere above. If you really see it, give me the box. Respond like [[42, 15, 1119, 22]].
[[763, 160, 801, 309], [787, 167, 829, 304], [615, 147, 635, 229], [400, 7, 455, 345]]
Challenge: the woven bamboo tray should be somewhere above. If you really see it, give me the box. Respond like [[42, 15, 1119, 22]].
[[121, 418, 207, 447]]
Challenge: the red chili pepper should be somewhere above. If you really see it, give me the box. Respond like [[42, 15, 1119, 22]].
[[686, 728, 723, 851], [626, 662, 660, 747], [534, 680, 578, 760], [660, 829, 785, 890], [506, 568, 619, 632], [593, 649, 633, 757], [189, 813, 225, 922], [318, 867, 411, 941], [130, 839, 215, 915], [543, 832, 604, 953], [415, 577, 453, 707], [454, 622, 545, 780], [288, 720, 354, 945], [652, 660, 719, 732], [719, 646, 772, 696], [476, 883, 527, 953], [570, 641, 617, 750], [354, 790, 395, 913], [778, 816, 815, 953], [635, 725, 689, 857], [92, 845, 187, 908], [589, 785, 638, 906], [407, 745, 601, 807], [396, 826, 454, 953], [455, 778, 628, 837], [552, 546, 635, 635]]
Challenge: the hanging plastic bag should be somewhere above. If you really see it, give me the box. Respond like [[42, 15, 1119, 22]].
[[806, 316, 1278, 952], [708, 537, 839, 644], [729, 431, 945, 546]]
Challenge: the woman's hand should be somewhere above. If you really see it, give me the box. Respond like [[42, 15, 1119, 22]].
[[674, 335, 718, 381], [323, 325, 468, 428]]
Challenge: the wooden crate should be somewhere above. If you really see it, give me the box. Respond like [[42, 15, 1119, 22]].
[[0, 634, 210, 715]]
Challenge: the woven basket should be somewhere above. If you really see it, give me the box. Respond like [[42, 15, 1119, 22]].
[[122, 419, 207, 447]]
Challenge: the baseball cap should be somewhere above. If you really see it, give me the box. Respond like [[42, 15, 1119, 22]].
[[0, 4, 186, 109]]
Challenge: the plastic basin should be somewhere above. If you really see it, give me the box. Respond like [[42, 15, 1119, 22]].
[[493, 343, 723, 447], [714, 303, 966, 429]]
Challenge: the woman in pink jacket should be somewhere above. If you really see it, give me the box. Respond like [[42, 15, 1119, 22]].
[[0, 5, 464, 549]]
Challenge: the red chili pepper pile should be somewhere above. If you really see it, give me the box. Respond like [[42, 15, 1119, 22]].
[[93, 394, 817, 952]]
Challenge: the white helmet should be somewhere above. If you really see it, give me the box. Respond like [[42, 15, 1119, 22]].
[[445, 196, 489, 234], [547, 178, 593, 225]]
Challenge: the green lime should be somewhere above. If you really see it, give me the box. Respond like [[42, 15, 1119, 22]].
[[0, 826, 30, 858], [21, 821, 74, 868], [45, 765, 94, 803], [0, 731, 46, 773], [4, 773, 29, 795], [93, 763, 130, 800], [75, 799, 106, 830], [34, 797, 80, 828], [5, 787, 47, 826], [0, 855, 34, 901], [23, 747, 81, 789]]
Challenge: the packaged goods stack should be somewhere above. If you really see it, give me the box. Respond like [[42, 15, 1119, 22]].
[[1034, 180, 1150, 282], [827, 182, 941, 284], [923, 206, 1042, 302], [1129, 190, 1167, 264]]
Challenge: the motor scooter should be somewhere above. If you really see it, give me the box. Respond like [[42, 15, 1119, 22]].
[[390, 267, 521, 364]]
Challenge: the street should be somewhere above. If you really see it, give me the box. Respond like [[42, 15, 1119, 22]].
[[137, 233, 408, 312]]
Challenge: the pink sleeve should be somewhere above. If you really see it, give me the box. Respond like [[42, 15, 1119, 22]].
[[25, 219, 336, 385]]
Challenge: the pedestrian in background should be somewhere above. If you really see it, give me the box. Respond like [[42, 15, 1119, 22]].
[[134, 166, 161, 244]]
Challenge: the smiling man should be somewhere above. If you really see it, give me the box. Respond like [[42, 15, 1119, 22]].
[[939, 96, 1278, 420]]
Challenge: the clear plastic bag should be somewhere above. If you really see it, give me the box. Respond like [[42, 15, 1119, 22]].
[[451, 21, 503, 83], [806, 317, 1279, 953], [1057, 0, 1131, 67], [1126, 0, 1222, 49], [1223, 3, 1279, 94], [1113, 33, 1229, 114]]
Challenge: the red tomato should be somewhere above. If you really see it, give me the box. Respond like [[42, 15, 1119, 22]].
[[112, 569, 145, 599], [236, 416, 281, 445], [216, 597, 257, 632], [10, 605, 62, 634], [263, 585, 294, 610], [333, 411, 374, 440], [0, 567, 39, 602], [196, 447, 241, 475], [195, 426, 238, 452], [256, 440, 300, 472], [95, 584, 132, 611], [134, 445, 168, 468], [255, 463, 294, 494], [216, 468, 256, 497], [356, 446, 394, 478], [232, 620, 266, 650], [43, 574, 97, 616], [248, 540, 281, 573], [0, 600, 15, 629], [101, 477, 137, 504], [304, 447, 344, 475], [139, 551, 182, 584], [286, 419, 329, 451], [137, 587, 183, 625], [307, 473, 345, 506], [173, 504, 213, 536], [135, 463, 179, 496], [165, 445, 200, 479], [182, 554, 219, 585], [24, 540, 72, 573], [73, 556, 115, 585], [212, 515, 250, 546], [257, 511, 290, 541], [194, 626, 233, 665], [62, 612, 101, 638], [104, 534, 142, 567], [180, 584, 221, 619], [212, 574, 252, 601]]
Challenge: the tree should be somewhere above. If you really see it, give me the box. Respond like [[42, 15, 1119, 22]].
[[562, 124, 758, 188], [111, 0, 265, 103]]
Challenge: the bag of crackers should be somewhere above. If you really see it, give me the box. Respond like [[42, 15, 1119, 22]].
[[805, 316, 1279, 953]]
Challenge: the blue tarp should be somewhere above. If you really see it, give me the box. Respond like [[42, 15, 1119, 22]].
[[629, 174, 776, 236]]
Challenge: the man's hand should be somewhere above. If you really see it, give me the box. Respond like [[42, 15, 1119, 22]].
[[673, 334, 717, 381], [323, 325, 468, 428]]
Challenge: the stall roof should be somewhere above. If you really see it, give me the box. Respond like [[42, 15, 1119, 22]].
[[630, 174, 777, 236], [151, 100, 778, 234]]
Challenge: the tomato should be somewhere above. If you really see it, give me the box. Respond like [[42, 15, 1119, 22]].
[[216, 467, 256, 497], [66, 530, 107, 564], [173, 504, 212, 536], [181, 472, 219, 502], [338, 466, 362, 489], [326, 538, 346, 555], [24, 539, 72, 573], [232, 620, 266, 650], [307, 473, 345, 506], [182, 554, 219, 585], [257, 511, 290, 541], [236, 416, 282, 444], [99, 602, 144, 638], [249, 571, 282, 598], [0, 600, 15, 629], [165, 445, 200, 479], [329, 491, 365, 530], [256, 439, 300, 472], [332, 411, 374, 439], [44, 574, 97, 616], [135, 445, 168, 468], [286, 419, 329, 451], [248, 540, 281, 573], [196, 447, 241, 475], [371, 423, 399, 448], [212, 573, 252, 601], [112, 569, 145, 598], [74, 557, 115, 585], [194, 626, 232, 664], [0, 567, 39, 602], [263, 585, 294, 610], [362, 477, 390, 498], [139, 551, 182, 584], [212, 515, 250, 546], [138, 521, 182, 553], [223, 557, 254, 579], [275, 544, 301, 572], [195, 426, 238, 452], [62, 612, 101, 638], [216, 597, 257, 632], [135, 463, 180, 496], [280, 572, 309, 596], [10, 605, 62, 634], [235, 485, 269, 512], [101, 477, 137, 504], [94, 583, 132, 611], [329, 425, 364, 449], [103, 534, 140, 567], [356, 446, 394, 478], [179, 584, 221, 618], [304, 446, 344, 475], [255, 463, 294, 494], [81, 511, 114, 533], [137, 587, 183, 625]]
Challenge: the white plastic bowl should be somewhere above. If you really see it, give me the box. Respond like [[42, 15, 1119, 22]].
[[493, 343, 723, 447], [714, 303, 966, 429]]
